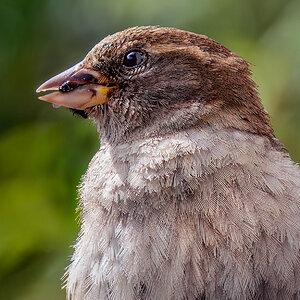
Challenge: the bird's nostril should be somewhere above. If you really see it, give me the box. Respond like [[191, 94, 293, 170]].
[[80, 74, 97, 83]]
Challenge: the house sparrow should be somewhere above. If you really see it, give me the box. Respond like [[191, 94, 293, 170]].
[[36, 26, 300, 300]]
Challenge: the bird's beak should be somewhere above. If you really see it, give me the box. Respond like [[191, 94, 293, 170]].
[[36, 62, 116, 109]]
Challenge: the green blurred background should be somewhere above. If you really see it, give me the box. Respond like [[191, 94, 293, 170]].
[[0, 0, 299, 299]]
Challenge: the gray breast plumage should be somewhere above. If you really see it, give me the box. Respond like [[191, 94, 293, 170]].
[[65, 128, 300, 300]]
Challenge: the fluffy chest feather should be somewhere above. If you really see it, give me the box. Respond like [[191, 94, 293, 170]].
[[66, 128, 300, 300]]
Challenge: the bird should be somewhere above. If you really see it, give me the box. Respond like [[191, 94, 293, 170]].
[[36, 26, 300, 300]]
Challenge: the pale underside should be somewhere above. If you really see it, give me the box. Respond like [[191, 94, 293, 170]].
[[65, 127, 300, 300]]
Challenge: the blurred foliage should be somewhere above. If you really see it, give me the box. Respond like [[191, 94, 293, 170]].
[[0, 0, 299, 299]]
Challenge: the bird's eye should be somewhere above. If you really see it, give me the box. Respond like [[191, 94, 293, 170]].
[[123, 50, 145, 68]]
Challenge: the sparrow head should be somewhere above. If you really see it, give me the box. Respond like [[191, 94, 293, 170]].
[[37, 26, 274, 143]]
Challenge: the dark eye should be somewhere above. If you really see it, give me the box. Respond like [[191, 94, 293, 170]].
[[123, 50, 145, 68]]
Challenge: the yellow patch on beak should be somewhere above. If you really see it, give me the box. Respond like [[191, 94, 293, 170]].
[[36, 62, 116, 109]]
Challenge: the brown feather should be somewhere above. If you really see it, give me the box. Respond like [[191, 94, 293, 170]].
[[54, 26, 300, 300]]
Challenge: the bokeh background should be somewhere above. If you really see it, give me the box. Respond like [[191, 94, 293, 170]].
[[1, 0, 300, 299]]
